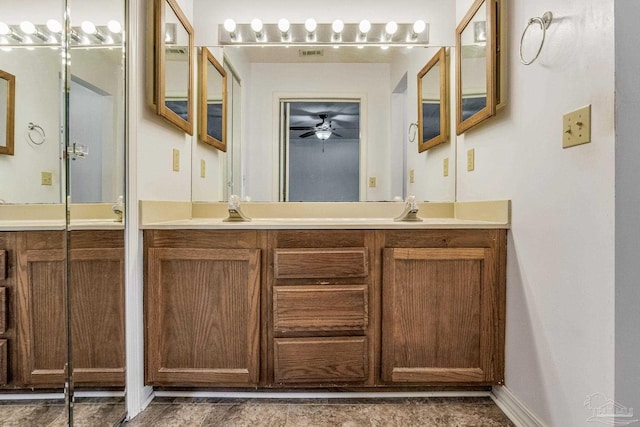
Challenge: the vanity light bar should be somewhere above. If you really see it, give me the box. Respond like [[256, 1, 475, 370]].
[[218, 21, 429, 46], [0, 20, 124, 47]]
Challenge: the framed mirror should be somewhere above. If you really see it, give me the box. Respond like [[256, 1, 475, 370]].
[[198, 47, 227, 151], [417, 47, 448, 152], [455, 0, 497, 135], [0, 70, 15, 156], [154, 0, 194, 134]]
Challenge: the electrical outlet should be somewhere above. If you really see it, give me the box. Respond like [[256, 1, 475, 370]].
[[41, 171, 52, 186], [368, 177, 377, 188], [563, 104, 591, 148], [172, 149, 180, 172], [200, 159, 206, 178], [409, 169, 415, 183], [443, 158, 449, 177], [467, 149, 475, 171]]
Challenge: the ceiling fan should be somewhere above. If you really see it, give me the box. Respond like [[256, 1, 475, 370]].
[[290, 114, 343, 140]]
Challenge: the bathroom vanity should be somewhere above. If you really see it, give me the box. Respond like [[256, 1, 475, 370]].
[[0, 205, 125, 389], [142, 201, 508, 390]]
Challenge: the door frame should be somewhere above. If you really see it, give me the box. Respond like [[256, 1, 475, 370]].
[[272, 93, 367, 201]]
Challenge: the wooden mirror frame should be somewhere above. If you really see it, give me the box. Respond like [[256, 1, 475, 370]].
[[0, 70, 15, 156], [418, 47, 448, 152], [455, 0, 497, 135], [198, 48, 227, 151], [154, 0, 194, 135]]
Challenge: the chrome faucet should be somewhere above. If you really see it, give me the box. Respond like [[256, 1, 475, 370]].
[[394, 195, 423, 222], [224, 195, 251, 222], [112, 195, 124, 223]]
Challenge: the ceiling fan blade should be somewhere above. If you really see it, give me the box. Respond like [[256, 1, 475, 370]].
[[289, 126, 314, 130], [298, 131, 316, 138], [332, 131, 343, 138]]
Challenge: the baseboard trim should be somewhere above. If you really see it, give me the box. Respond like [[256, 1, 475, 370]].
[[154, 390, 492, 399], [492, 386, 546, 427]]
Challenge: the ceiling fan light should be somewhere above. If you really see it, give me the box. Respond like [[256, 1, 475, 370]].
[[315, 129, 332, 140]]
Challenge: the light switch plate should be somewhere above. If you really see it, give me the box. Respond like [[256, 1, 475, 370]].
[[172, 149, 180, 172], [409, 169, 415, 183], [368, 177, 377, 188], [200, 159, 206, 178], [467, 149, 475, 171], [443, 158, 449, 177], [41, 171, 52, 186], [563, 104, 591, 148]]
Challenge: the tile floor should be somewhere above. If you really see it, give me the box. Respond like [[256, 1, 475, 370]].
[[125, 397, 515, 427], [0, 397, 125, 427]]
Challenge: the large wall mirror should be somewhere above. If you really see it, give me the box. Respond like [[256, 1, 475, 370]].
[[193, 45, 456, 203], [0, 70, 15, 156], [0, 0, 126, 424], [455, 0, 500, 135], [418, 47, 448, 152], [199, 47, 226, 151], [153, 0, 194, 135]]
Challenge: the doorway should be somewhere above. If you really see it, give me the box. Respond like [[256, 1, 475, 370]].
[[280, 100, 361, 202]]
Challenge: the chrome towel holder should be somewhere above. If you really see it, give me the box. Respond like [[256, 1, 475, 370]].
[[519, 11, 553, 65], [27, 122, 46, 145]]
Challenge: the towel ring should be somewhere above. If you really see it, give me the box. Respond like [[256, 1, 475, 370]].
[[27, 122, 46, 145], [408, 122, 418, 143], [519, 11, 553, 65]]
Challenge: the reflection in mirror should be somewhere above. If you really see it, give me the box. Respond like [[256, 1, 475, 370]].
[[417, 47, 448, 152], [0, 70, 15, 156], [199, 47, 227, 151], [66, 0, 127, 424], [155, 0, 194, 134], [456, 0, 497, 134], [199, 45, 455, 203], [69, 50, 125, 203]]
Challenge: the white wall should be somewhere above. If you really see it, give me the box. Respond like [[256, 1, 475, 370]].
[[455, 0, 615, 425], [614, 0, 640, 417], [0, 49, 62, 204], [246, 62, 391, 201], [136, 0, 194, 201]]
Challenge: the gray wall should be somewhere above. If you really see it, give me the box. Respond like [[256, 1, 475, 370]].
[[615, 0, 640, 415], [288, 139, 359, 202]]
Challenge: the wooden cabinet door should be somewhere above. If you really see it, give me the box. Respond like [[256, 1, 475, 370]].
[[146, 248, 261, 386], [69, 239, 125, 386], [16, 232, 67, 387], [381, 247, 500, 384]]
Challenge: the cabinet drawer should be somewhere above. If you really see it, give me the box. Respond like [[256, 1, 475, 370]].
[[0, 339, 6, 385], [273, 285, 368, 334], [0, 250, 6, 280], [0, 287, 6, 334], [274, 248, 368, 279], [274, 337, 368, 383]]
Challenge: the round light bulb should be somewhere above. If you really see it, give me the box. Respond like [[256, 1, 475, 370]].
[[304, 18, 317, 33], [332, 19, 344, 34], [359, 20, 371, 34], [107, 20, 122, 34], [223, 18, 236, 33], [20, 21, 37, 35], [81, 21, 97, 35], [277, 18, 290, 33], [413, 20, 426, 34], [250, 18, 263, 33], [0, 22, 10, 36], [385, 21, 398, 35], [46, 19, 62, 33]]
